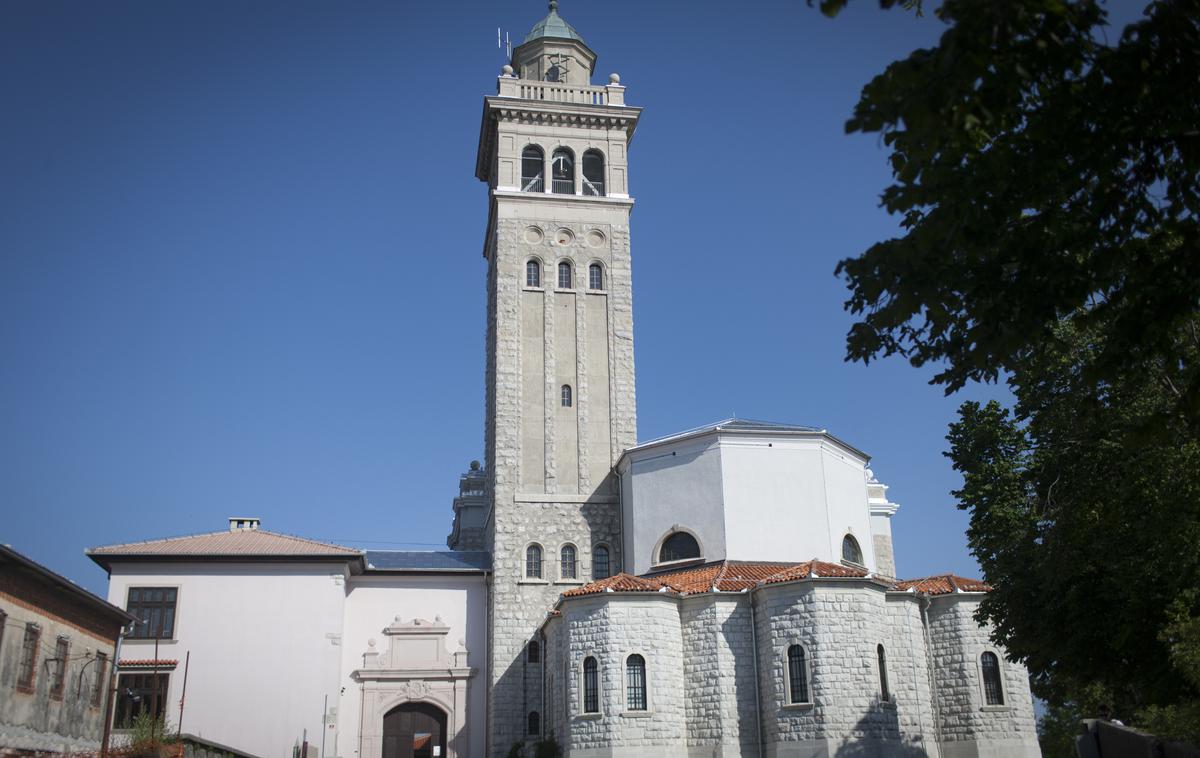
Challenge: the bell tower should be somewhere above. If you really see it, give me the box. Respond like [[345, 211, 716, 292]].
[[474, 2, 641, 752]]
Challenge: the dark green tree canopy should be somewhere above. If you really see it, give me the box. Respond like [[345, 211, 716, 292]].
[[835, 0, 1200, 421]]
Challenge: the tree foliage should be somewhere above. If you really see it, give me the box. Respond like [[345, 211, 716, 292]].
[[834, 0, 1200, 424]]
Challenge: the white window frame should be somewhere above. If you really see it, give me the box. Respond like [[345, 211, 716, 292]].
[[557, 260, 574, 290], [559, 543, 579, 581], [651, 527, 704, 569], [591, 543, 612, 580], [523, 543, 545, 581], [587, 262, 605, 291], [525, 258, 544, 290], [783, 642, 814, 708]]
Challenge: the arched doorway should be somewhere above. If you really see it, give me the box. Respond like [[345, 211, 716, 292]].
[[382, 702, 446, 758]]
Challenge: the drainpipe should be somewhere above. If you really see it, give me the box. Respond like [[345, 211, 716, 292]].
[[101, 621, 136, 758], [920, 596, 943, 757], [748, 589, 764, 758]]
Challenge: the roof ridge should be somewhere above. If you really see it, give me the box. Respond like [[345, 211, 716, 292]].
[[89, 528, 362, 556]]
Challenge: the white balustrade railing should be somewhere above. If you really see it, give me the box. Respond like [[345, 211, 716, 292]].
[[497, 76, 626, 106]]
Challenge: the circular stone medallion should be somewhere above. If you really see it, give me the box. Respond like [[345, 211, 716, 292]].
[[524, 226, 544, 244], [555, 228, 575, 246], [586, 230, 606, 248]]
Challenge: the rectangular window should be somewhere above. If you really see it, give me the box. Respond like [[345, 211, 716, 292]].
[[92, 652, 108, 707], [788, 645, 810, 704], [127, 587, 177, 639], [626, 655, 647, 711], [50, 637, 69, 700], [17, 623, 40, 692], [583, 658, 599, 713], [114, 673, 169, 729]]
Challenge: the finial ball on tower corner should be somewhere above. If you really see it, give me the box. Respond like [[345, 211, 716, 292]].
[[609, 72, 621, 84], [549, 0, 559, 11], [502, 64, 514, 77]]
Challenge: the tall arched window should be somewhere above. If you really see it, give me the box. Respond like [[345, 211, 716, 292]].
[[560, 544, 577, 579], [593, 544, 611, 580], [588, 263, 604, 290], [551, 148, 574, 194], [561, 384, 573, 407], [787, 645, 810, 704], [626, 654, 647, 711], [583, 656, 599, 713], [527, 710, 540, 736], [521, 145, 544, 192], [558, 260, 573, 289], [527, 640, 540, 663], [842, 534, 863, 565], [658, 531, 701, 564], [525, 544, 543, 579], [981, 652, 1005, 705], [877, 644, 890, 702], [582, 149, 605, 196], [526, 259, 541, 288]]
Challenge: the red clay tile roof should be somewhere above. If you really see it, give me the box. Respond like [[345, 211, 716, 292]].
[[560, 561, 987, 600], [88, 530, 361, 558], [891, 574, 991, 595], [119, 659, 179, 668]]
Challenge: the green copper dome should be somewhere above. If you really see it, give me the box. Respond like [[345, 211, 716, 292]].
[[524, 1, 585, 44]]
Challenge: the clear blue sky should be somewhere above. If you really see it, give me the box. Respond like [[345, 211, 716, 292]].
[[2, 0, 1136, 596]]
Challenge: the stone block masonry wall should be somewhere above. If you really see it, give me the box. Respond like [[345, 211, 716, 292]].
[[926, 595, 1040, 757], [754, 581, 936, 756], [680, 596, 759, 753], [560, 597, 687, 757]]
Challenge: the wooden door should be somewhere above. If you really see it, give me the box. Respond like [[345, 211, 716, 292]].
[[382, 702, 446, 758]]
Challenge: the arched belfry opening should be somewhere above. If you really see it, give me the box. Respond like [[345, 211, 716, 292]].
[[383, 702, 447, 758]]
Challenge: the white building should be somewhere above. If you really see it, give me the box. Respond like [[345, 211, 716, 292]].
[[87, 3, 1041, 758]]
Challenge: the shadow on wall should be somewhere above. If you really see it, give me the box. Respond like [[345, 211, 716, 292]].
[[833, 706, 931, 758]]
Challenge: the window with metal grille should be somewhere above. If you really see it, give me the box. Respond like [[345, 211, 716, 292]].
[[877, 644, 890, 702], [521, 145, 544, 192], [658, 531, 700, 563], [561, 384, 572, 407], [584, 656, 599, 713], [981, 652, 1005, 705], [842, 535, 863, 565], [787, 645, 810, 704], [114, 673, 169, 729], [527, 641, 540, 664], [558, 261, 573, 289], [582, 149, 605, 197], [560, 544, 577, 579], [92, 652, 108, 707], [17, 623, 40, 692], [593, 545, 610, 580], [525, 544, 543, 578], [588, 263, 603, 290], [526, 260, 541, 288], [626, 654, 647, 711], [126, 587, 177, 639], [527, 710, 540, 736], [551, 148, 574, 194], [49, 637, 69, 700]]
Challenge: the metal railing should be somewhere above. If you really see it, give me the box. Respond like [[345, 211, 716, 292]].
[[583, 179, 605, 197], [521, 176, 544, 193], [552, 179, 575, 194]]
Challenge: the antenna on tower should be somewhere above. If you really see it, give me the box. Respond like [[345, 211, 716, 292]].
[[497, 28, 512, 60]]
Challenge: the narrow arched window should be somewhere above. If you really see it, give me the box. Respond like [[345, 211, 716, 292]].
[[583, 656, 599, 713], [527, 710, 540, 736], [527, 640, 540, 663], [558, 260, 573, 289], [525, 544, 543, 579], [787, 645, 810, 704], [877, 644, 890, 702], [658, 531, 701, 563], [981, 652, 1004, 705], [560, 544, 577, 579], [521, 145, 545, 192], [526, 259, 541, 288], [588, 263, 604, 290], [842, 534, 863, 565], [561, 384, 573, 407], [593, 545, 611, 580], [582, 149, 605, 196], [626, 654, 647, 711], [551, 148, 574, 194]]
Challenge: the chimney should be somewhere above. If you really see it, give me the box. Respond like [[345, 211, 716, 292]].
[[229, 517, 261, 532]]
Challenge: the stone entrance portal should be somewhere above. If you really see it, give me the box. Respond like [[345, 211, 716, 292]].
[[353, 617, 474, 758], [383, 702, 446, 758]]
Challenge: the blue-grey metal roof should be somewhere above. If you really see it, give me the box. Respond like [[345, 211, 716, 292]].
[[364, 550, 491, 573], [633, 418, 824, 449], [524, 1, 585, 44]]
